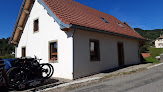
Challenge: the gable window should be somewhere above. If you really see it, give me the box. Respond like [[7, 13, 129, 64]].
[[100, 17, 109, 24], [34, 18, 39, 32], [90, 39, 100, 61], [22, 47, 26, 57], [49, 41, 58, 62]]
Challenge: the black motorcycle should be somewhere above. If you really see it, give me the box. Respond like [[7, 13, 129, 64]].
[[7, 56, 54, 89]]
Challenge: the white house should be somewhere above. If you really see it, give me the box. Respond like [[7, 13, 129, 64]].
[[155, 35, 163, 48], [9, 0, 145, 80]]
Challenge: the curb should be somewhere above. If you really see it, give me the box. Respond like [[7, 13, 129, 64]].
[[147, 62, 163, 69]]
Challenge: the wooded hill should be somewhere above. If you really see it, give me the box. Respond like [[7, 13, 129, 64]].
[[134, 28, 163, 40], [0, 38, 15, 56]]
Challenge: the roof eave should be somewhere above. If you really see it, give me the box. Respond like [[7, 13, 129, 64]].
[[9, 0, 27, 44], [10, 0, 71, 44], [38, 0, 72, 29], [9, 0, 35, 44], [72, 24, 146, 41]]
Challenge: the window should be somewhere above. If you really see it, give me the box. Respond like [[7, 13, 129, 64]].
[[159, 43, 163, 46], [22, 47, 26, 57], [158, 38, 162, 41], [34, 19, 39, 32], [90, 39, 100, 61], [100, 17, 109, 24], [50, 41, 58, 62], [117, 23, 125, 28]]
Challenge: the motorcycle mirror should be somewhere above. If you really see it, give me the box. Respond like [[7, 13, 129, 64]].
[[34, 55, 37, 59]]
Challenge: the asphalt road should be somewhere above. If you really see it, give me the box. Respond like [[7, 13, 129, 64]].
[[69, 64, 163, 92]]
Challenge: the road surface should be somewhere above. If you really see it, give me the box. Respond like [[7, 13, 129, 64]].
[[69, 64, 163, 92]]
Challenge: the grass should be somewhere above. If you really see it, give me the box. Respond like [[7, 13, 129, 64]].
[[144, 47, 163, 63]]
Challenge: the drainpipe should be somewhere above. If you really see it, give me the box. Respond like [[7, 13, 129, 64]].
[[72, 25, 76, 80], [71, 25, 76, 37]]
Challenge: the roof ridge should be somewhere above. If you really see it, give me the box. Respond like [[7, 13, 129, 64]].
[[53, 0, 114, 25], [70, 0, 112, 17]]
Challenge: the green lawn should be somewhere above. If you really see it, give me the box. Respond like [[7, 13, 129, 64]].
[[144, 47, 163, 64]]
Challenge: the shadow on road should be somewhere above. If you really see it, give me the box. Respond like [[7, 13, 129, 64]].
[[9, 78, 60, 92], [101, 62, 152, 74]]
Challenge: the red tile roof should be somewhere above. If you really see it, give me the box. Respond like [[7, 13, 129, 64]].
[[43, 0, 144, 39], [141, 53, 151, 58]]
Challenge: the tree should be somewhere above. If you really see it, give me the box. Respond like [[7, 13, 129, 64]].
[[0, 38, 15, 56]]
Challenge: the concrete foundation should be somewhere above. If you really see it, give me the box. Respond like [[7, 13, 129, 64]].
[[160, 53, 163, 62]]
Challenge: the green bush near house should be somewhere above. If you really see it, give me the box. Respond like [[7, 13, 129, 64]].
[[144, 47, 163, 63], [0, 54, 14, 59]]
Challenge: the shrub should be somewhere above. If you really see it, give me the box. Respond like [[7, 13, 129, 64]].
[[0, 54, 15, 59]]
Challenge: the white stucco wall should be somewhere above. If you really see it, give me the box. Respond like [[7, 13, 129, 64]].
[[73, 29, 140, 79], [155, 39, 163, 48], [15, 0, 141, 80], [16, 0, 73, 79]]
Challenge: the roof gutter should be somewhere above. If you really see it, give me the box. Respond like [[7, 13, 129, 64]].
[[72, 24, 146, 41], [9, 0, 27, 44]]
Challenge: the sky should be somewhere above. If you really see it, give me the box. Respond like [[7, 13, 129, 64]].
[[0, 0, 163, 39]]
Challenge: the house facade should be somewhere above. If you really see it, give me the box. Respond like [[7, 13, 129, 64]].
[[155, 35, 163, 48], [9, 0, 144, 79]]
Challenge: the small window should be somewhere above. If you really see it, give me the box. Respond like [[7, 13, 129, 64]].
[[22, 47, 26, 57], [34, 19, 39, 32], [50, 42, 58, 62], [100, 17, 109, 24], [117, 23, 125, 28], [159, 43, 163, 46], [90, 39, 100, 61]]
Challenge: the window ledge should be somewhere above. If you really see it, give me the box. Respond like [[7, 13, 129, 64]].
[[49, 60, 58, 63], [33, 30, 39, 34]]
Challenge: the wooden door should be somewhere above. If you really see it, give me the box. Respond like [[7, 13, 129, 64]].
[[117, 42, 124, 66], [22, 47, 26, 57]]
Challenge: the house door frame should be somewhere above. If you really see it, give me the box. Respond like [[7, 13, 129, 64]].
[[117, 42, 124, 66]]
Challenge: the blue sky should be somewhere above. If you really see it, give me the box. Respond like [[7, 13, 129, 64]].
[[0, 0, 163, 39]]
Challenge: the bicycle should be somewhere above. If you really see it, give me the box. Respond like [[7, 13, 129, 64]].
[[7, 56, 54, 89]]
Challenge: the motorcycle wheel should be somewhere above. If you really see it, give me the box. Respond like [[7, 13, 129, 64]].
[[40, 63, 54, 78], [7, 67, 27, 88]]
